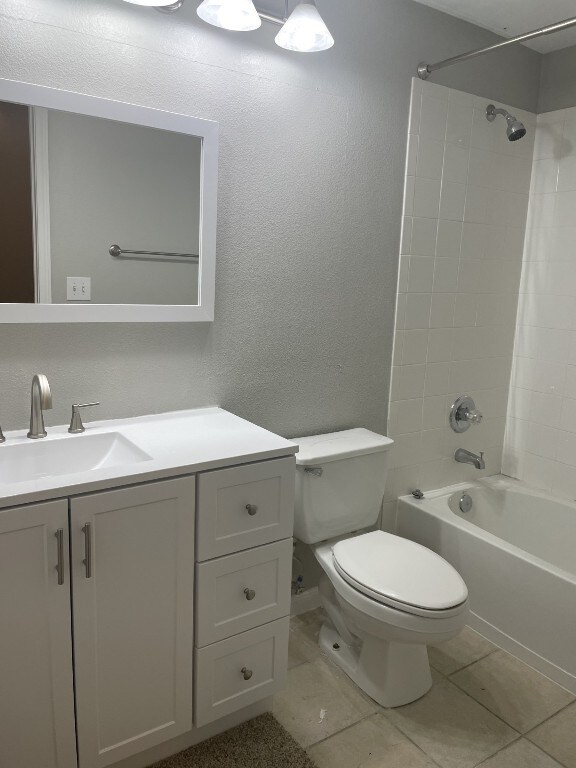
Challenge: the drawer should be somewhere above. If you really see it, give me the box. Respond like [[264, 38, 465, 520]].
[[196, 457, 295, 560], [194, 617, 289, 727], [195, 539, 292, 647]]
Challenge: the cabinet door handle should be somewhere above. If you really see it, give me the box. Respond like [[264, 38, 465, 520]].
[[82, 523, 92, 579], [244, 588, 256, 601], [245, 504, 258, 516], [55, 529, 65, 586], [241, 667, 253, 681]]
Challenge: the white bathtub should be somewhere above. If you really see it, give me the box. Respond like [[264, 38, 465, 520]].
[[397, 475, 576, 693]]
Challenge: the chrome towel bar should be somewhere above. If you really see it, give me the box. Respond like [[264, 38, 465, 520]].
[[109, 244, 199, 262]]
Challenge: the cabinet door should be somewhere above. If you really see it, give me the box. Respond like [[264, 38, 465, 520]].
[[71, 477, 195, 768], [0, 499, 76, 768]]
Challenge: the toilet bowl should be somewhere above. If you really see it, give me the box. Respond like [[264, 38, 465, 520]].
[[293, 428, 469, 708], [313, 531, 468, 707]]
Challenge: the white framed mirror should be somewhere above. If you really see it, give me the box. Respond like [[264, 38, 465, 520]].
[[0, 78, 218, 322]]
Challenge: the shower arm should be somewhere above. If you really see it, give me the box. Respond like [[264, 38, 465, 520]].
[[418, 15, 576, 80]]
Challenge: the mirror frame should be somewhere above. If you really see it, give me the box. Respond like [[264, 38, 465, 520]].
[[0, 79, 218, 322]]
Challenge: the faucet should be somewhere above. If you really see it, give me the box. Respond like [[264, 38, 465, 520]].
[[455, 448, 485, 470], [27, 374, 52, 439]]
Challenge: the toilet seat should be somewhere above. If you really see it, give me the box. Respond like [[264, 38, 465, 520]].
[[332, 531, 468, 618]]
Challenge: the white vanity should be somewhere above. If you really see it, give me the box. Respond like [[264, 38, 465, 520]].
[[0, 408, 296, 768]]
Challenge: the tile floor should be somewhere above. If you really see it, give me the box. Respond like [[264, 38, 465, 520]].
[[274, 609, 576, 768]]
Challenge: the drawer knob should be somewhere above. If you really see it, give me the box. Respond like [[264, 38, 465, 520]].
[[241, 667, 253, 681], [246, 504, 258, 516], [244, 588, 256, 601]]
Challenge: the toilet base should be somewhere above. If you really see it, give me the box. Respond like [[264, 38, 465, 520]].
[[319, 622, 433, 708]]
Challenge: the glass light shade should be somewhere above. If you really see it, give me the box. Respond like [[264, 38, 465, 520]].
[[121, 0, 178, 6], [275, 0, 334, 52], [197, 0, 261, 31]]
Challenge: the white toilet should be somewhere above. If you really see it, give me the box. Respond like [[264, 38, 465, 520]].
[[294, 428, 469, 708]]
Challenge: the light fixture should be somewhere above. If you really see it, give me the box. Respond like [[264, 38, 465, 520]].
[[196, 0, 261, 31], [274, 0, 334, 52], [121, 0, 180, 6]]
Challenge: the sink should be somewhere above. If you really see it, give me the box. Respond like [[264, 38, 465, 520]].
[[0, 432, 152, 485]]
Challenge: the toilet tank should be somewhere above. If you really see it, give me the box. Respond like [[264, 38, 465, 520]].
[[293, 429, 394, 544]]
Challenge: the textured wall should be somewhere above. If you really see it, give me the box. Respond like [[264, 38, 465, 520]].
[[539, 44, 576, 114], [0, 0, 540, 438], [384, 79, 534, 524]]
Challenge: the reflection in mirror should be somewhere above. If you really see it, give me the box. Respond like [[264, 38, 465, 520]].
[[0, 100, 202, 306]]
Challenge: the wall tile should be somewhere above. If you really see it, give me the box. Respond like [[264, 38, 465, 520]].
[[433, 258, 459, 293], [404, 293, 432, 329], [446, 102, 473, 148], [416, 138, 444, 180], [413, 177, 441, 219], [419, 95, 448, 142], [443, 143, 469, 184], [408, 257, 435, 293], [436, 220, 462, 258], [440, 181, 466, 221], [390, 364, 426, 401], [411, 217, 438, 256], [403, 329, 429, 364], [390, 80, 532, 497]]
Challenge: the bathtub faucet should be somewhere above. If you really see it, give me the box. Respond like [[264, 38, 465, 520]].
[[455, 448, 485, 470]]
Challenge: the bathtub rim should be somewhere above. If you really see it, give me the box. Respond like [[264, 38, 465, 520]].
[[398, 474, 576, 586]]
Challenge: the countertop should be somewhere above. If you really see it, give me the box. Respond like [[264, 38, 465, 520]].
[[0, 407, 297, 509]]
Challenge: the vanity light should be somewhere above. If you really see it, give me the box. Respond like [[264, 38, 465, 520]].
[[196, 0, 261, 31], [274, 0, 334, 52]]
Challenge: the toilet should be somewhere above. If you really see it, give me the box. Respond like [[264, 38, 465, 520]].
[[294, 428, 469, 708]]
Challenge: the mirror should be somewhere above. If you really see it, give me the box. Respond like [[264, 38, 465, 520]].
[[0, 79, 218, 322]]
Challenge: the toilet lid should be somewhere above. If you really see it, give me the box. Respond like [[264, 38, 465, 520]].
[[332, 531, 468, 613]]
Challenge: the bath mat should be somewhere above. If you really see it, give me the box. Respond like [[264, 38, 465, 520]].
[[149, 712, 317, 768]]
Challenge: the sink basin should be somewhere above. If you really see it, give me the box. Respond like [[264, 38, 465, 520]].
[[0, 432, 152, 485]]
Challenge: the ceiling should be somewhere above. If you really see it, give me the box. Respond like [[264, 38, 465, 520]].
[[413, 0, 576, 54]]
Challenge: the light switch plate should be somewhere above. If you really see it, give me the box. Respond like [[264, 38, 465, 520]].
[[67, 277, 91, 301]]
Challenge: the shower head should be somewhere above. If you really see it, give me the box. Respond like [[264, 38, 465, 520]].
[[486, 104, 526, 142]]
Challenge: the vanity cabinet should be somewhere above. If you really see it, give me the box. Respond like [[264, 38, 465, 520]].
[[0, 446, 294, 768], [194, 457, 294, 727], [71, 477, 196, 768], [0, 499, 77, 768]]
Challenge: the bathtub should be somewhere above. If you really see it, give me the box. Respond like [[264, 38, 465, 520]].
[[397, 475, 576, 693]]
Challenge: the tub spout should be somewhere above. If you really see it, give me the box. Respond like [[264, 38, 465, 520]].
[[455, 448, 485, 470]]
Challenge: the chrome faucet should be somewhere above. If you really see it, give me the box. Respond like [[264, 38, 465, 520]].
[[455, 448, 485, 470], [27, 374, 52, 439]]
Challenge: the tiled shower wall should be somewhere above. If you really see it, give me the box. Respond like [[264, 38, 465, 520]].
[[504, 108, 576, 498], [385, 79, 535, 516]]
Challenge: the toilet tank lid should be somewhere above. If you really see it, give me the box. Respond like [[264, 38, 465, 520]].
[[294, 428, 393, 466]]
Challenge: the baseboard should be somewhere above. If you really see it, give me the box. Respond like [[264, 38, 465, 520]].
[[290, 586, 320, 616]]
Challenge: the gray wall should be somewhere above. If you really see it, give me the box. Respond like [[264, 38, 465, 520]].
[[539, 44, 576, 113], [48, 111, 200, 305], [0, 0, 540, 437]]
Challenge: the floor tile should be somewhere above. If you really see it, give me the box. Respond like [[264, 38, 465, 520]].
[[383, 678, 518, 768], [477, 738, 563, 767], [450, 651, 574, 733], [429, 626, 496, 675], [274, 657, 377, 747], [527, 701, 576, 768], [307, 714, 437, 768], [288, 610, 324, 669]]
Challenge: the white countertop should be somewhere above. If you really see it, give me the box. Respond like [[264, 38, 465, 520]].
[[0, 407, 297, 509]]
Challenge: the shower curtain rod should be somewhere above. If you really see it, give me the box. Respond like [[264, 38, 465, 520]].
[[418, 15, 576, 80]]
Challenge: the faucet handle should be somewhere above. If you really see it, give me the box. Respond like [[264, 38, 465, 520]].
[[466, 408, 483, 425], [68, 402, 100, 434]]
